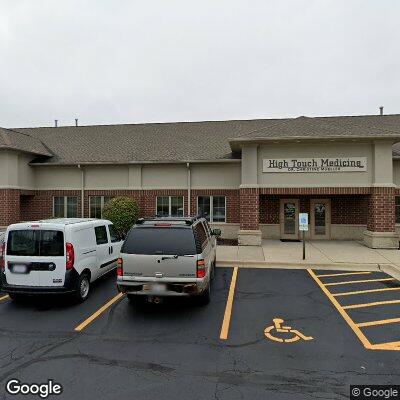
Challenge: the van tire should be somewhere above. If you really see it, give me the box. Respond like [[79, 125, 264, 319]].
[[197, 282, 211, 306], [211, 258, 216, 280], [75, 273, 90, 302], [8, 293, 25, 302]]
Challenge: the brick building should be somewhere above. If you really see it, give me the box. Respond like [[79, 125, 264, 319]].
[[1, 114, 400, 248]]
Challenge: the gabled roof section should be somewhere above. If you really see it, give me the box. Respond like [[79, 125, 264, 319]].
[[230, 115, 400, 149], [0, 127, 53, 157], [7, 114, 400, 164]]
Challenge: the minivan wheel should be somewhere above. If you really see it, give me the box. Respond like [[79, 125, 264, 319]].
[[75, 273, 90, 302]]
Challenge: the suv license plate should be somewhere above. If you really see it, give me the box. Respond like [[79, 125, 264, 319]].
[[143, 283, 166, 293], [13, 265, 27, 274]]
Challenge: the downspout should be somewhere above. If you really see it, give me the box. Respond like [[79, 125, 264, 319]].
[[187, 162, 191, 217], [78, 165, 85, 218]]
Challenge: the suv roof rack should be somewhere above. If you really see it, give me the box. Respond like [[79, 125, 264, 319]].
[[136, 216, 200, 226]]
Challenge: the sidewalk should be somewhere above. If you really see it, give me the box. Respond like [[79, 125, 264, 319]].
[[216, 239, 400, 279]]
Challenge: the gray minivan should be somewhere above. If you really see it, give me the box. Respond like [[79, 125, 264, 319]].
[[116, 217, 220, 305]]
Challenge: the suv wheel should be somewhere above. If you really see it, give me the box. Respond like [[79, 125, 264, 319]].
[[197, 281, 211, 306], [75, 273, 90, 302]]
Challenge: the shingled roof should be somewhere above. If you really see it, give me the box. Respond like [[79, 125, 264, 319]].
[[7, 114, 400, 164], [0, 127, 52, 156]]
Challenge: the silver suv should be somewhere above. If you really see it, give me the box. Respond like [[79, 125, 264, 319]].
[[116, 217, 220, 305]]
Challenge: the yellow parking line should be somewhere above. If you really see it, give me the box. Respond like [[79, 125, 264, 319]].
[[333, 287, 400, 297], [356, 317, 400, 328], [325, 278, 395, 286], [343, 299, 400, 310], [307, 269, 373, 349], [370, 340, 400, 350], [220, 266, 239, 340], [75, 292, 125, 332], [316, 272, 372, 278], [0, 295, 9, 301]]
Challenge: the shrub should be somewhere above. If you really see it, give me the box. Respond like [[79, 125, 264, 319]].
[[102, 196, 139, 236]]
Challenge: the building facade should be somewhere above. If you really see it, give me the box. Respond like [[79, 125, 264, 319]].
[[2, 114, 400, 248]]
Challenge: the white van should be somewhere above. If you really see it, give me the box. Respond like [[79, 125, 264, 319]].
[[0, 219, 123, 302]]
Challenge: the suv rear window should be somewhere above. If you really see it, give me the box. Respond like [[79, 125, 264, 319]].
[[7, 230, 64, 257], [122, 227, 196, 256]]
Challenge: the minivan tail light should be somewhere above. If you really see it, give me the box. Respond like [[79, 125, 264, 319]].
[[66, 243, 75, 270], [196, 259, 206, 278], [0, 242, 5, 270], [117, 257, 123, 276]]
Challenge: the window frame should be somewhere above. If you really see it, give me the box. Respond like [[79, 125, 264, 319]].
[[53, 196, 78, 218], [89, 196, 114, 219], [197, 195, 226, 223], [156, 196, 185, 217]]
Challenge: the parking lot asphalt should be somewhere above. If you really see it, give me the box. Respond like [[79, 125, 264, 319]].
[[0, 267, 399, 399]]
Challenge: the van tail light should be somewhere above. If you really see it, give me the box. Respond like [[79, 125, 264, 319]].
[[196, 259, 207, 278], [0, 242, 5, 270], [66, 243, 75, 270], [117, 257, 123, 276]]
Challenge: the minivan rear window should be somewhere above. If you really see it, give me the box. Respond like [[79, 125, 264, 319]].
[[122, 227, 196, 256], [7, 230, 64, 257]]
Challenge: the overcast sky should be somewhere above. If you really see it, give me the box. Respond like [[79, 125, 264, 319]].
[[1, 0, 399, 128]]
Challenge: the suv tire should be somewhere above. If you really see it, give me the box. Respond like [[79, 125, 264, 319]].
[[75, 273, 90, 302], [197, 282, 211, 306]]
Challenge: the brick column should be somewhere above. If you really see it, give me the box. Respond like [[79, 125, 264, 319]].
[[238, 187, 261, 245], [0, 189, 20, 227], [364, 187, 398, 249]]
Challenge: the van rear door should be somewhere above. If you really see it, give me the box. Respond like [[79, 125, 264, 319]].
[[5, 228, 66, 287], [121, 227, 197, 279]]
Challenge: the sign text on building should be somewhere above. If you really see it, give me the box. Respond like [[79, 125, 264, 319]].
[[262, 157, 367, 173]]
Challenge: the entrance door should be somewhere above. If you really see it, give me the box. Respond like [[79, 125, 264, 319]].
[[310, 199, 331, 240], [280, 199, 299, 240]]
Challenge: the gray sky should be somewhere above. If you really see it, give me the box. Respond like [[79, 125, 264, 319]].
[[1, 0, 399, 128]]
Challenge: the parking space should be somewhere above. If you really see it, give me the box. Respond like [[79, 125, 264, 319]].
[[0, 266, 399, 399], [309, 269, 400, 350]]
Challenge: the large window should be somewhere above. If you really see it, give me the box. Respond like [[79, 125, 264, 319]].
[[156, 196, 184, 217], [396, 197, 400, 224], [90, 196, 114, 219], [197, 196, 226, 222], [53, 196, 78, 218]]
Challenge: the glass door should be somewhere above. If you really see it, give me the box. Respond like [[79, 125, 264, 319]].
[[310, 199, 331, 240], [279, 199, 299, 240]]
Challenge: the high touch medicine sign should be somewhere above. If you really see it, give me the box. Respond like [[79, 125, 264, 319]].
[[263, 157, 367, 173]]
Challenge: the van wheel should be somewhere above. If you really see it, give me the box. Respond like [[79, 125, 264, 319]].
[[197, 282, 211, 306], [75, 273, 90, 302], [8, 293, 25, 302]]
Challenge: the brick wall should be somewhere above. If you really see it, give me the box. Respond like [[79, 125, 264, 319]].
[[16, 189, 240, 223], [240, 188, 259, 230], [367, 187, 395, 232], [20, 190, 82, 221], [0, 189, 20, 226], [260, 194, 368, 225]]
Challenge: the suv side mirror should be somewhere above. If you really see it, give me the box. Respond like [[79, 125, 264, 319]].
[[212, 228, 222, 237]]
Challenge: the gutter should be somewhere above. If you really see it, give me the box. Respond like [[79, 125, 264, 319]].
[[187, 163, 191, 217], [29, 159, 241, 167], [77, 165, 85, 218]]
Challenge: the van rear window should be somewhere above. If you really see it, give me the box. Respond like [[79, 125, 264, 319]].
[[122, 227, 196, 256], [7, 230, 64, 257]]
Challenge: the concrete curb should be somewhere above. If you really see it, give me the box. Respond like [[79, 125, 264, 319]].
[[216, 259, 380, 271], [380, 263, 400, 281]]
